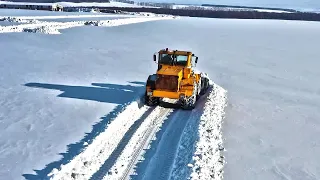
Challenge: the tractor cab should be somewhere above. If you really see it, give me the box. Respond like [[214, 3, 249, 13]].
[[153, 48, 198, 68]]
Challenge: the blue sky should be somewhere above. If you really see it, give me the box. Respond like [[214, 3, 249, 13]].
[[138, 0, 320, 9]]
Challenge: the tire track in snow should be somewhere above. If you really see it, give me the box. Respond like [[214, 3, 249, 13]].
[[129, 97, 209, 180], [122, 82, 227, 180], [101, 101, 175, 180], [47, 98, 151, 180], [119, 106, 174, 180], [168, 88, 212, 180]]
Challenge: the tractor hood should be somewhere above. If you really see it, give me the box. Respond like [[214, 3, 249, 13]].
[[157, 66, 183, 76]]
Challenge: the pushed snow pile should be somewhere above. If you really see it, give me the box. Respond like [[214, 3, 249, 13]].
[[0, 16, 39, 23], [47, 97, 149, 180], [0, 21, 83, 34], [23, 26, 60, 34], [56, 1, 140, 8], [3, 14, 134, 20], [84, 16, 175, 27], [0, 16, 176, 34], [84, 20, 100, 26], [189, 82, 227, 180]]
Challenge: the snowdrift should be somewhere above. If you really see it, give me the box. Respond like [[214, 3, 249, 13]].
[[189, 82, 227, 180], [0, 14, 176, 34]]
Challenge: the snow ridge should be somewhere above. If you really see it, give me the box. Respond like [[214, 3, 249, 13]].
[[102, 104, 174, 180], [0, 14, 134, 20], [189, 83, 228, 180], [0, 15, 176, 34], [0, 16, 40, 23], [47, 97, 149, 180]]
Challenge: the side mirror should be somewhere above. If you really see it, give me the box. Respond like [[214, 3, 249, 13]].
[[195, 57, 198, 63], [153, 54, 156, 62]]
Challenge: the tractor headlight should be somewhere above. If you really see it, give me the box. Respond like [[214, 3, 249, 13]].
[[147, 91, 153, 96], [179, 94, 185, 99]]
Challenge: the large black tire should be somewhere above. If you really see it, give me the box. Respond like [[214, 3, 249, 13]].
[[180, 83, 197, 110], [145, 91, 160, 106], [145, 74, 160, 106], [200, 77, 209, 95], [196, 78, 201, 100]]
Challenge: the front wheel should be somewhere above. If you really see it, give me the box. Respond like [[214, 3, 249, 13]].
[[180, 84, 197, 110]]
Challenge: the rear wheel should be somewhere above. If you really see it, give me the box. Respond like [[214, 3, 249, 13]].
[[196, 77, 202, 100], [145, 92, 160, 106], [145, 74, 160, 106], [200, 76, 209, 95]]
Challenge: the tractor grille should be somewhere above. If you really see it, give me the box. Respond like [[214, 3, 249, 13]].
[[156, 75, 179, 91]]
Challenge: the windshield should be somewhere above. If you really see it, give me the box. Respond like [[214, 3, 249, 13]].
[[159, 54, 188, 66]]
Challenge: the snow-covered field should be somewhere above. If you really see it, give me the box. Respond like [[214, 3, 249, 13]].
[[1, 8, 320, 180]]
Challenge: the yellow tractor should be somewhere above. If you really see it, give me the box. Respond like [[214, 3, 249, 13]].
[[145, 48, 210, 109]]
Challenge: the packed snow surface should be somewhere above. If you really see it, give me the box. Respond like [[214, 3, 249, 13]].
[[129, 85, 227, 180], [101, 102, 174, 180], [1, 8, 320, 180]]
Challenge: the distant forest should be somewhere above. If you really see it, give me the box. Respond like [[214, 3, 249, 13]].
[[101, 7, 320, 22], [6, 0, 110, 2], [201, 4, 299, 13]]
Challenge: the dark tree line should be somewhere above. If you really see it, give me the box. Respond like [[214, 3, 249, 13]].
[[101, 7, 320, 22], [201, 4, 299, 13], [7, 0, 110, 2]]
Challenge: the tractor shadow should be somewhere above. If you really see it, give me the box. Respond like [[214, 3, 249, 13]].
[[22, 81, 146, 180], [159, 100, 181, 109]]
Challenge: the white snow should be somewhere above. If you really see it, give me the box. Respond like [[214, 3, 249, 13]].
[[0, 14, 136, 20], [1, 8, 320, 180], [251, 9, 292, 13], [0, 15, 176, 34], [102, 104, 174, 179], [0, 1, 54, 6], [85, 16, 176, 27], [57, 1, 140, 7], [0, 16, 40, 23], [47, 99, 149, 180], [189, 83, 227, 180]]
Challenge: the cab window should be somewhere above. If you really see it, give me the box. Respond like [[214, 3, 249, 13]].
[[175, 55, 188, 66]]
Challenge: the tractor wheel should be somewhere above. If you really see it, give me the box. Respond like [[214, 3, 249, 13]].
[[200, 77, 209, 95], [145, 92, 160, 106], [180, 84, 197, 110], [196, 77, 201, 100]]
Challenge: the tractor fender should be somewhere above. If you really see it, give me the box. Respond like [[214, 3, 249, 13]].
[[146, 74, 157, 90]]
